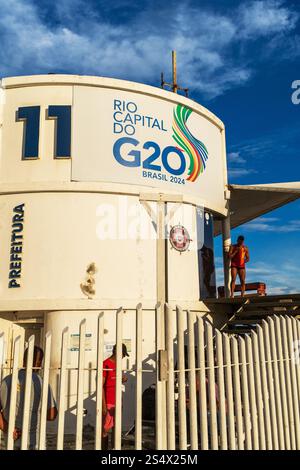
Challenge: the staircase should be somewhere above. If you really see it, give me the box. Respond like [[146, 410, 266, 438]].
[[206, 294, 300, 335]]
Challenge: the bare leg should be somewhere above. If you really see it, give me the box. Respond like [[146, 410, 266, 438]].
[[238, 269, 246, 297], [230, 267, 237, 298]]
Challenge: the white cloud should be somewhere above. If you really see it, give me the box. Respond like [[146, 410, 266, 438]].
[[216, 259, 300, 295], [239, 0, 298, 38], [0, 0, 297, 98], [227, 150, 257, 179], [228, 152, 246, 164], [227, 123, 300, 180], [244, 217, 300, 232], [228, 168, 257, 177], [252, 217, 279, 222], [246, 260, 300, 294]]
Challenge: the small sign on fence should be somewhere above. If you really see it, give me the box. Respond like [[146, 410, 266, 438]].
[[70, 333, 92, 351]]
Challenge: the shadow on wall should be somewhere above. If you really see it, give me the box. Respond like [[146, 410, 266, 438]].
[[48, 349, 157, 438]]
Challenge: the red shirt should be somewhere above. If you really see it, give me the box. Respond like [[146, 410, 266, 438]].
[[231, 245, 247, 268], [103, 358, 116, 406]]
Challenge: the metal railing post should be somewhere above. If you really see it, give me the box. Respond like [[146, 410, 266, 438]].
[[187, 310, 198, 449], [21, 335, 35, 450], [135, 304, 143, 450], [39, 331, 52, 450], [176, 306, 187, 450], [75, 319, 86, 450], [166, 304, 175, 449], [95, 312, 104, 450], [114, 307, 123, 450], [7, 335, 21, 450], [56, 327, 69, 450]]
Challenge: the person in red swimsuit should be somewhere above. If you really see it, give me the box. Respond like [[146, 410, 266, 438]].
[[102, 343, 129, 449], [228, 235, 250, 298]]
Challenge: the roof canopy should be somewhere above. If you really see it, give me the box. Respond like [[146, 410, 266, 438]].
[[214, 182, 300, 236]]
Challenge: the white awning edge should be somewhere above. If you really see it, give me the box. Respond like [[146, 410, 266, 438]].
[[214, 181, 300, 236]]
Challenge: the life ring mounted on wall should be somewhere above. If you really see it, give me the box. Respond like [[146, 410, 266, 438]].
[[169, 224, 191, 253]]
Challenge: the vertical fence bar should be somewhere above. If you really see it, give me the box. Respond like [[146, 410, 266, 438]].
[[223, 334, 235, 450], [245, 335, 259, 450], [197, 316, 208, 450], [7, 335, 21, 450], [297, 320, 300, 397], [161, 306, 167, 450], [75, 320, 86, 450], [155, 303, 164, 450], [176, 306, 187, 450], [292, 319, 300, 410], [0, 332, 5, 445], [114, 307, 123, 450], [231, 337, 244, 450], [155, 302, 164, 450], [268, 317, 285, 449], [135, 304, 143, 450], [56, 327, 69, 450], [251, 331, 266, 449], [262, 320, 279, 450], [187, 310, 198, 449], [39, 331, 52, 450], [165, 304, 175, 450], [21, 335, 35, 450], [257, 325, 272, 450], [215, 331, 227, 450], [95, 312, 104, 450], [292, 318, 300, 403], [274, 316, 291, 449], [239, 337, 252, 450], [0, 332, 5, 383], [296, 318, 300, 448], [285, 317, 300, 450], [206, 322, 218, 450], [280, 316, 296, 449]]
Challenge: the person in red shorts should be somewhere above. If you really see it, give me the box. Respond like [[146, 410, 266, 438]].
[[228, 235, 250, 298], [102, 343, 129, 449]]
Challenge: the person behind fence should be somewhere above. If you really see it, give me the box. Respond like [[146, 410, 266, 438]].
[[0, 345, 57, 449], [102, 343, 129, 450], [228, 235, 250, 298]]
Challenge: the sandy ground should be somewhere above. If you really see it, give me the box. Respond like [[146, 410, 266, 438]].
[[0, 423, 156, 450]]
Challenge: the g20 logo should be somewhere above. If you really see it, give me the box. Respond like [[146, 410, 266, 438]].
[[113, 137, 187, 176], [113, 105, 209, 183]]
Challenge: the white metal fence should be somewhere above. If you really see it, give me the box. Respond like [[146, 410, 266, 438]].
[[0, 304, 300, 450]]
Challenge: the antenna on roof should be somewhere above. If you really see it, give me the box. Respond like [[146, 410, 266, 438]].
[[161, 51, 189, 97]]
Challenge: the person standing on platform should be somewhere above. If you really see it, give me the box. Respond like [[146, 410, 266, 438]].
[[228, 235, 250, 298]]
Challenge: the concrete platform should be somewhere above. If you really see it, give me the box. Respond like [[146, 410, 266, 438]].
[[205, 293, 300, 334]]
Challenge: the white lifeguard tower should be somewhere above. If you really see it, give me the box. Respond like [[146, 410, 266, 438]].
[[0, 65, 299, 432]]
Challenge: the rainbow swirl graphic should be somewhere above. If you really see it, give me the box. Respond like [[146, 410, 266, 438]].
[[172, 104, 208, 182]]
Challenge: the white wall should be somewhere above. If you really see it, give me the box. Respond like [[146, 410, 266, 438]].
[[0, 192, 157, 302]]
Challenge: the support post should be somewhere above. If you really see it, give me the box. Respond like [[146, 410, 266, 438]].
[[172, 51, 178, 93], [157, 200, 167, 305], [222, 211, 231, 298]]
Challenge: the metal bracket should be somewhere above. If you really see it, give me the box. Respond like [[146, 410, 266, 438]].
[[139, 192, 183, 203]]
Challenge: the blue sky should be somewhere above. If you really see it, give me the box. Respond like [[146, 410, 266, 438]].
[[0, 0, 299, 293]]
